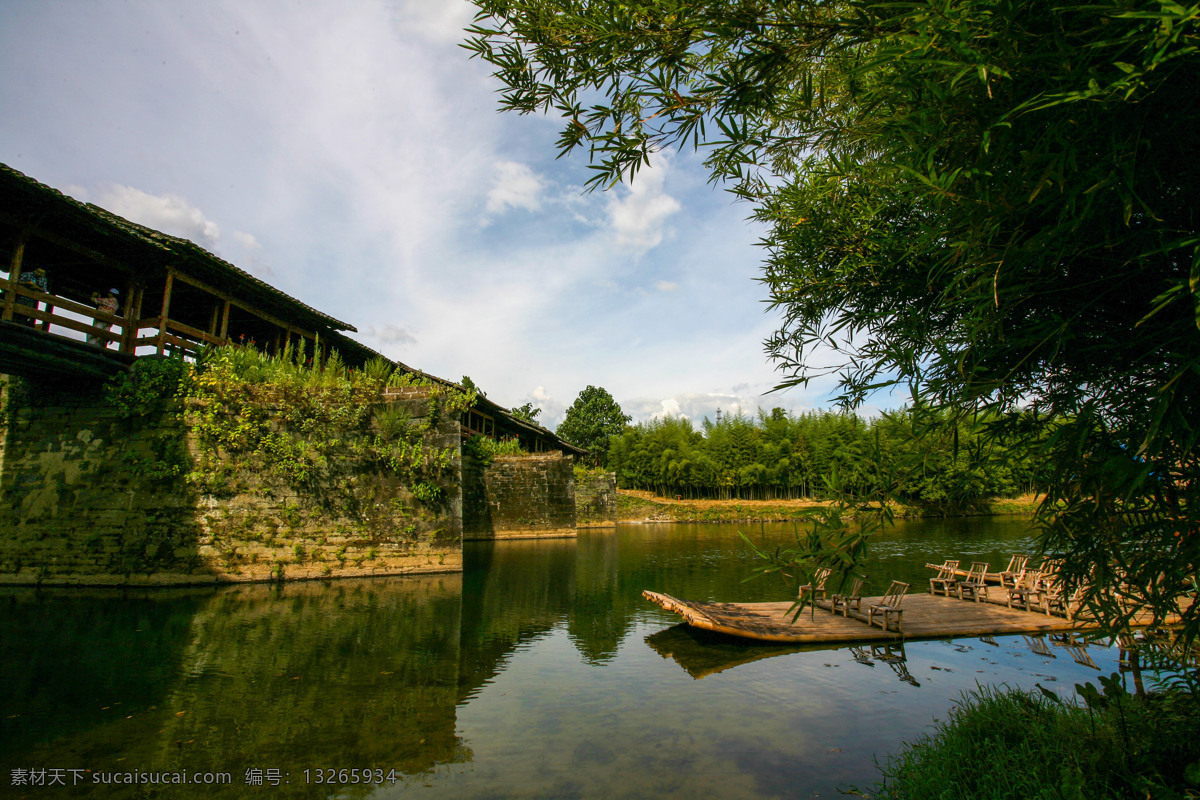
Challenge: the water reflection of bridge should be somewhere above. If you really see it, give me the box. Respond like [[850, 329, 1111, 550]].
[[0, 578, 471, 789], [0, 541, 607, 791]]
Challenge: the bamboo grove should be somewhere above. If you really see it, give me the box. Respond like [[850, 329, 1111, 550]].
[[607, 408, 1041, 511]]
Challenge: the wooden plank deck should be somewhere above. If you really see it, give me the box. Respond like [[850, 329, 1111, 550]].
[[642, 589, 1171, 644]]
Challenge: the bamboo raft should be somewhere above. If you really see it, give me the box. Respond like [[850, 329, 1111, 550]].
[[642, 589, 1175, 644]]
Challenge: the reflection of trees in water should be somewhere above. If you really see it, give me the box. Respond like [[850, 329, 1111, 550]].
[[3, 520, 1049, 797], [459, 538, 577, 697], [460, 527, 763, 673], [461, 519, 1037, 681], [3, 578, 468, 797], [458, 534, 634, 682], [0, 588, 204, 758], [569, 531, 624, 664], [162, 579, 467, 783]]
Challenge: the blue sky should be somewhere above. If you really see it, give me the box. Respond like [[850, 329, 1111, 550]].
[[1, 1, 868, 429]]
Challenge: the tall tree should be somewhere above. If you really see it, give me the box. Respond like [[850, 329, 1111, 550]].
[[465, 1, 1200, 641], [556, 385, 631, 465], [510, 402, 542, 424], [459, 375, 485, 398]]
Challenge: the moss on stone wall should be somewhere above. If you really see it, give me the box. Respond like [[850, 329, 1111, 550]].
[[0, 350, 469, 585]]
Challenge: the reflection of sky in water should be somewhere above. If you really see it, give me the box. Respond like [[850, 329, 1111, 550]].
[[2, 519, 1145, 800], [419, 625, 1121, 800]]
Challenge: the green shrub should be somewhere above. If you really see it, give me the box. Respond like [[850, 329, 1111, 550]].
[[105, 354, 190, 418], [361, 356, 394, 383], [186, 344, 468, 511], [374, 405, 412, 443], [411, 481, 443, 506], [462, 434, 525, 466], [874, 682, 1200, 799], [574, 464, 609, 481]]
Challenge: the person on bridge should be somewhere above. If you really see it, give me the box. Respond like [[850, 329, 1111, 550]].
[[88, 288, 120, 346], [16, 268, 48, 327]]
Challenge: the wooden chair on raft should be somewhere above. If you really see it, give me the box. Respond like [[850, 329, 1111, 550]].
[[1005, 569, 1045, 611], [1021, 559, 1088, 619], [1040, 576, 1085, 620], [830, 575, 866, 617], [868, 580, 909, 633], [928, 559, 960, 597], [956, 562, 990, 603], [1037, 558, 1066, 588], [798, 567, 832, 604], [999, 554, 1030, 588]]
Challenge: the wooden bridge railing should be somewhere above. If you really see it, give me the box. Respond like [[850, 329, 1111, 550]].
[[2, 283, 223, 359], [3, 260, 324, 374], [133, 315, 225, 359], [2, 284, 131, 350]]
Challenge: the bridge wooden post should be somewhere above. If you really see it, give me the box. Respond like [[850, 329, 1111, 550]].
[[155, 270, 174, 356], [119, 279, 142, 354], [39, 291, 54, 333], [3, 231, 26, 322]]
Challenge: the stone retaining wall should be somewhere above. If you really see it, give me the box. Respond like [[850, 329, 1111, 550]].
[[0, 375, 462, 585], [463, 452, 576, 540]]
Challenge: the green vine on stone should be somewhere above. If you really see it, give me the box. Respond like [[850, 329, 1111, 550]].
[[185, 344, 468, 510], [105, 354, 191, 419]]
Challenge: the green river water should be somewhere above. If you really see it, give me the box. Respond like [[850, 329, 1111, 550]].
[[2, 518, 1138, 798]]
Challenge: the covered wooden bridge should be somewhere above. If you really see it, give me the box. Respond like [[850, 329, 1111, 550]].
[[0, 162, 582, 456], [0, 162, 371, 381]]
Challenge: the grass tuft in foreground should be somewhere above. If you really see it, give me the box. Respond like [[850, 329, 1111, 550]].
[[872, 682, 1200, 800]]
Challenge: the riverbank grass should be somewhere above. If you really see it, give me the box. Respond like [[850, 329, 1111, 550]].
[[616, 490, 1040, 524], [872, 683, 1200, 799]]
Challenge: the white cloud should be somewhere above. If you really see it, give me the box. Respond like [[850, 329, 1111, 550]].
[[98, 185, 222, 249], [655, 280, 679, 292], [485, 161, 544, 214], [606, 152, 681, 253], [390, 0, 475, 44], [621, 391, 796, 426], [229, 230, 275, 280], [366, 324, 419, 347], [233, 230, 261, 250], [524, 385, 563, 425]]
